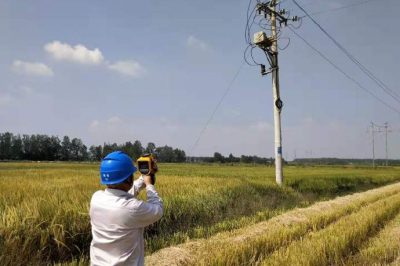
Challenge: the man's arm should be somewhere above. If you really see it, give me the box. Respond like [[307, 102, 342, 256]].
[[129, 177, 163, 228], [128, 175, 145, 197]]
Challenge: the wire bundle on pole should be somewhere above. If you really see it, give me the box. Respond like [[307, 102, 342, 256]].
[[244, 0, 301, 71]]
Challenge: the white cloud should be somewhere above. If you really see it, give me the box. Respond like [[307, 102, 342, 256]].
[[89, 116, 122, 129], [20, 86, 34, 95], [107, 116, 123, 124], [11, 60, 54, 77], [89, 120, 100, 128], [43, 41, 145, 78], [44, 41, 104, 65], [186, 35, 210, 51], [250, 121, 273, 132], [108, 60, 146, 78]]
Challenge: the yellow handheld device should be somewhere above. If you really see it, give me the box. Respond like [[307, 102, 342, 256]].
[[136, 154, 158, 184]]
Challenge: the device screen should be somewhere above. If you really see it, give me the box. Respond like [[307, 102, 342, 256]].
[[138, 161, 150, 174]]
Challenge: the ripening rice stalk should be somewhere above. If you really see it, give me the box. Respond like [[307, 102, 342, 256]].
[[346, 211, 400, 265], [145, 182, 400, 266], [1, 162, 400, 265], [262, 193, 400, 266]]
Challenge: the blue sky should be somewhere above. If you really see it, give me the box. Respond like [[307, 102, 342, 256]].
[[1, 0, 399, 159]]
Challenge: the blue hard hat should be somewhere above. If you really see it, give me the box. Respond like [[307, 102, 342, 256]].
[[100, 151, 137, 185]]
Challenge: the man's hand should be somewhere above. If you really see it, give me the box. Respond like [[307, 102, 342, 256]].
[[137, 175, 146, 189], [143, 175, 154, 186]]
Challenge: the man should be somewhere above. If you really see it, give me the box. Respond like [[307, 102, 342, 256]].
[[90, 151, 163, 266]]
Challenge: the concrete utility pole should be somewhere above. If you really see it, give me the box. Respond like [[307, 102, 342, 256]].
[[369, 122, 385, 168], [368, 122, 391, 167], [252, 1, 298, 185], [270, 0, 284, 185], [383, 122, 391, 166], [370, 122, 376, 168]]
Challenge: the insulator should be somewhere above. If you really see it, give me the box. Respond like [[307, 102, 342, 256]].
[[261, 64, 266, 75], [256, 3, 263, 15]]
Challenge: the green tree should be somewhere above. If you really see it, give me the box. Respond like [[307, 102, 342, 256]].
[[145, 142, 156, 154], [89, 145, 103, 161], [29, 135, 41, 160], [11, 134, 23, 160], [120, 141, 135, 158], [174, 148, 186, 162], [61, 136, 71, 161], [49, 136, 62, 160], [103, 143, 119, 157], [21, 134, 31, 160], [240, 155, 252, 164], [213, 152, 225, 163], [131, 140, 144, 160], [156, 146, 175, 162], [0, 132, 13, 160], [70, 138, 87, 161]]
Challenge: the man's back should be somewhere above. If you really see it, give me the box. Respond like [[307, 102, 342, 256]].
[[90, 185, 163, 266]]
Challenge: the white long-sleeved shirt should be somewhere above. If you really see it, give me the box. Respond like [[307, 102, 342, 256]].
[[90, 176, 163, 266]]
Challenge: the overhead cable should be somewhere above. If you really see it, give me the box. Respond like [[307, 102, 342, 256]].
[[293, 0, 400, 105], [288, 26, 400, 115]]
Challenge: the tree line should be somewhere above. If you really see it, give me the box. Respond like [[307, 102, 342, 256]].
[[187, 152, 275, 165], [0, 132, 186, 162], [292, 158, 400, 166]]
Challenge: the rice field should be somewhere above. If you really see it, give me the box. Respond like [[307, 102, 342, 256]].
[[0, 162, 400, 265], [146, 182, 400, 266]]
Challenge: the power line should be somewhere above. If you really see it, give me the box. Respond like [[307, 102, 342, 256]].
[[189, 61, 245, 155], [292, 0, 400, 105], [288, 26, 400, 115], [300, 0, 382, 18]]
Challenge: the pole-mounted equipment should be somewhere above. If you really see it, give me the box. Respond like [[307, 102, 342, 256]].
[[245, 0, 300, 185]]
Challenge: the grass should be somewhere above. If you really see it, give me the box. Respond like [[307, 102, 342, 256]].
[[0, 162, 400, 265]]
